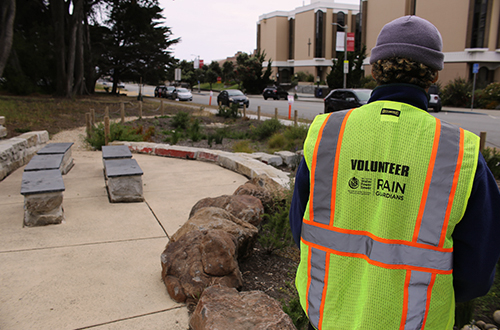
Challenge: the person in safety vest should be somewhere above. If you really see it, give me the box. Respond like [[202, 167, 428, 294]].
[[289, 15, 500, 330]]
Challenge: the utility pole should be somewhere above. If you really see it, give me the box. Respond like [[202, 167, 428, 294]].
[[332, 23, 348, 89]]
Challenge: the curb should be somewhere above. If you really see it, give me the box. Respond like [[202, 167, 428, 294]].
[[111, 141, 293, 187]]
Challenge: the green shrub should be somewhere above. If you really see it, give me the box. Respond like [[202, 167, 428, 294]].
[[268, 133, 286, 150], [188, 118, 204, 142], [441, 78, 472, 107], [172, 111, 190, 129], [251, 118, 283, 140], [232, 140, 254, 153], [85, 122, 143, 150], [482, 147, 500, 179], [282, 294, 309, 330], [216, 103, 240, 119], [283, 125, 309, 152], [475, 82, 500, 109]]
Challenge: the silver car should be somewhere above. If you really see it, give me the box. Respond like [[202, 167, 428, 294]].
[[172, 88, 193, 101]]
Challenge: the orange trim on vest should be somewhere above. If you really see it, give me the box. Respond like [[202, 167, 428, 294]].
[[330, 109, 354, 227], [413, 119, 442, 242], [309, 113, 332, 225], [421, 274, 437, 329], [439, 128, 465, 248], [301, 237, 453, 275], [400, 270, 412, 330]]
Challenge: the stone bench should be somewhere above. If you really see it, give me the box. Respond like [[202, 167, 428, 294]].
[[20, 169, 65, 227], [24, 154, 65, 174], [37, 142, 74, 174], [103, 158, 144, 203], [102, 145, 133, 160]]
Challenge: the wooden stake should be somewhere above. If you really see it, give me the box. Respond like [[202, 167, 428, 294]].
[[139, 101, 143, 119], [258, 106, 261, 121], [104, 116, 110, 146], [120, 103, 125, 124], [104, 106, 109, 118], [275, 108, 278, 120], [294, 110, 298, 127], [480, 131, 487, 151]]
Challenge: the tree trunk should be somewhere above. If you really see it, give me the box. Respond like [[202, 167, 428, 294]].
[[73, 6, 84, 95], [51, 0, 66, 96], [0, 0, 15, 77], [65, 0, 83, 97], [83, 14, 95, 94]]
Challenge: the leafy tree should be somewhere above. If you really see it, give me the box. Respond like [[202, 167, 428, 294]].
[[102, 0, 179, 93], [327, 45, 367, 89], [234, 51, 272, 94], [0, 0, 15, 78], [222, 60, 234, 84], [205, 69, 218, 90]]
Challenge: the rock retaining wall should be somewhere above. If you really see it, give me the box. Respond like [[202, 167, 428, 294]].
[[0, 131, 50, 181]]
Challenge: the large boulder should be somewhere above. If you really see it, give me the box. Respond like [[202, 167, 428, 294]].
[[233, 175, 286, 208], [161, 229, 243, 304], [190, 285, 296, 330], [171, 207, 258, 259], [188, 195, 264, 226]]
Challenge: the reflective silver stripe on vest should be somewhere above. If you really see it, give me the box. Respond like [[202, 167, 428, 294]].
[[404, 271, 432, 330], [417, 121, 461, 246], [302, 223, 452, 271], [305, 111, 459, 329], [311, 110, 350, 225], [308, 248, 327, 327]]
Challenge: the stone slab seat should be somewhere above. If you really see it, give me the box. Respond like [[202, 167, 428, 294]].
[[24, 154, 65, 173], [37, 142, 74, 175], [20, 169, 65, 227], [103, 158, 144, 203], [102, 145, 133, 160]]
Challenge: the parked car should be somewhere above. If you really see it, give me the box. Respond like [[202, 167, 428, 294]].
[[262, 86, 289, 100], [154, 85, 167, 98], [428, 85, 442, 112], [164, 86, 176, 99], [217, 89, 249, 107], [324, 88, 372, 113], [172, 88, 193, 101]]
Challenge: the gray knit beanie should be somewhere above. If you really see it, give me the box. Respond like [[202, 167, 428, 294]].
[[370, 16, 444, 70]]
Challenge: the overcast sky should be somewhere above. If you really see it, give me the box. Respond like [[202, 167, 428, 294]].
[[158, 0, 360, 63]]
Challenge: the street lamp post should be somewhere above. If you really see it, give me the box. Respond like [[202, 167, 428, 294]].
[[332, 23, 348, 89]]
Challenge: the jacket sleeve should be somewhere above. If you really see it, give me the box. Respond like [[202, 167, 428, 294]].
[[452, 152, 500, 302], [289, 158, 310, 248]]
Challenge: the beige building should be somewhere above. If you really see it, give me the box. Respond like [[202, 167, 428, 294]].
[[363, 0, 500, 87], [257, 1, 361, 84], [258, 0, 500, 88]]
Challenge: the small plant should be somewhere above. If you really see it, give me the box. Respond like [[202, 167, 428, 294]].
[[482, 147, 500, 179], [172, 111, 190, 129], [232, 140, 254, 153], [85, 122, 143, 150], [251, 118, 283, 140], [188, 118, 204, 142], [216, 103, 240, 119], [476, 82, 500, 109], [268, 132, 286, 150], [282, 294, 309, 330]]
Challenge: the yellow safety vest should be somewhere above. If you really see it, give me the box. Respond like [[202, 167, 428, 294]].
[[296, 101, 479, 329]]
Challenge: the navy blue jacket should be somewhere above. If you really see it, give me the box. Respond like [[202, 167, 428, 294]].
[[289, 84, 500, 302]]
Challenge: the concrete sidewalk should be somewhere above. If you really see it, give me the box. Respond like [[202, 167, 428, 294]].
[[0, 150, 248, 329]]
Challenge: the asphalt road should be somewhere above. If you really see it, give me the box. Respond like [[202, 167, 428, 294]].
[[122, 83, 500, 149]]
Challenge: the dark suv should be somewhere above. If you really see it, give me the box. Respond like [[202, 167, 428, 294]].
[[154, 85, 167, 98], [324, 89, 372, 113], [262, 87, 289, 100]]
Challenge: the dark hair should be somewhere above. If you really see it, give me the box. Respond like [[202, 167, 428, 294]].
[[371, 57, 438, 89]]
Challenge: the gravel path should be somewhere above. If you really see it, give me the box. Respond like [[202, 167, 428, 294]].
[[50, 126, 90, 151]]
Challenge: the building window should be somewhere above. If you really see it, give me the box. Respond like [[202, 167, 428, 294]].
[[315, 10, 324, 58], [355, 13, 362, 52], [289, 18, 295, 60], [471, 0, 489, 48]]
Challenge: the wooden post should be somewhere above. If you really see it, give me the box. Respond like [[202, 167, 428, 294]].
[[480, 132, 487, 152], [104, 106, 109, 118], [86, 113, 91, 138], [120, 103, 125, 124], [104, 116, 110, 146], [139, 101, 143, 119], [91, 108, 95, 126], [294, 110, 298, 127], [275, 108, 278, 120], [257, 106, 261, 121], [160, 100, 164, 116], [243, 104, 246, 118]]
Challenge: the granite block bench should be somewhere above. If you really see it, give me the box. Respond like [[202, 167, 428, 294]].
[[37, 142, 74, 174], [24, 154, 66, 174], [20, 169, 65, 227], [102, 145, 133, 176], [103, 158, 144, 203]]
